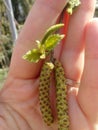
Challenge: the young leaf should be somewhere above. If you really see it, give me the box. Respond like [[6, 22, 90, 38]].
[[65, 0, 81, 15], [44, 34, 65, 51], [23, 24, 65, 63], [41, 24, 64, 44], [23, 49, 41, 63]]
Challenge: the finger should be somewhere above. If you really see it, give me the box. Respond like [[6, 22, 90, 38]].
[[8, 0, 68, 79], [78, 19, 98, 124], [61, 0, 96, 81], [68, 88, 89, 130]]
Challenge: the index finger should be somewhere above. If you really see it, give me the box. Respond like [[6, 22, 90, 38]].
[[8, 0, 68, 79]]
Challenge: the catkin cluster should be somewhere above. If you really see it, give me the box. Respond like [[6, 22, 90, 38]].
[[39, 62, 54, 126], [39, 60, 69, 129]]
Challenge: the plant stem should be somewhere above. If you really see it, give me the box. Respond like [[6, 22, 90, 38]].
[[60, 12, 70, 43], [56, 9, 70, 60]]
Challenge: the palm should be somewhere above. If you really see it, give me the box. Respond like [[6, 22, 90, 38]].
[[0, 0, 97, 130], [1, 78, 58, 130], [0, 75, 89, 130]]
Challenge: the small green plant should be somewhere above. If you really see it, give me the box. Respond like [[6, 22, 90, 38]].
[[23, 24, 65, 127], [0, 35, 12, 68], [23, 0, 81, 129], [23, 24, 68, 128], [23, 24, 64, 63]]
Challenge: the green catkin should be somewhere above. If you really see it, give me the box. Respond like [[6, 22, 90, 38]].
[[39, 62, 54, 126], [54, 60, 69, 130]]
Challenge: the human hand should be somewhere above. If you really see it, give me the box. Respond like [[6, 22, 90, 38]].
[[0, 0, 97, 130]]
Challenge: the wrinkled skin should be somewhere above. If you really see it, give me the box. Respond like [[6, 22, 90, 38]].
[[0, 0, 98, 129]]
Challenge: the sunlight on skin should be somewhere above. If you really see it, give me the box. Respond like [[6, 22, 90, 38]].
[[0, 0, 98, 130]]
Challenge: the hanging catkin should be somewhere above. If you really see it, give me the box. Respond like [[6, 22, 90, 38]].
[[39, 62, 54, 126], [54, 60, 69, 130]]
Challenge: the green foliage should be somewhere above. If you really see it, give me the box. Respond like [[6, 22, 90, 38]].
[[23, 24, 65, 63], [44, 34, 64, 51], [0, 0, 10, 35], [0, 68, 8, 88], [23, 49, 42, 63], [65, 0, 81, 14], [0, 0, 12, 68], [0, 0, 35, 68], [0, 35, 13, 68], [41, 24, 64, 44]]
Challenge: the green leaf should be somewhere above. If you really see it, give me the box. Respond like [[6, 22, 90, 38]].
[[44, 34, 65, 51], [41, 24, 64, 44], [22, 24, 65, 63], [23, 49, 41, 63]]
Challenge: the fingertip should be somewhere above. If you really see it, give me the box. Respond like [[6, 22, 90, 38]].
[[85, 18, 98, 43], [85, 18, 98, 35], [85, 18, 98, 57]]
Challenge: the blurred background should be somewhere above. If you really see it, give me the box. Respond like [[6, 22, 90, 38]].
[[0, 0, 98, 88], [0, 0, 35, 87]]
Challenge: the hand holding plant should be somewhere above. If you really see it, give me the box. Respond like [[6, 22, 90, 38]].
[[0, 0, 97, 130]]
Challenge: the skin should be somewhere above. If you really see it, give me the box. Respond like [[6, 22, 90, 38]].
[[0, 0, 97, 129]]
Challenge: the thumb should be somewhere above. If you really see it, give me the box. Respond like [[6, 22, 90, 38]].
[[78, 19, 98, 125]]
